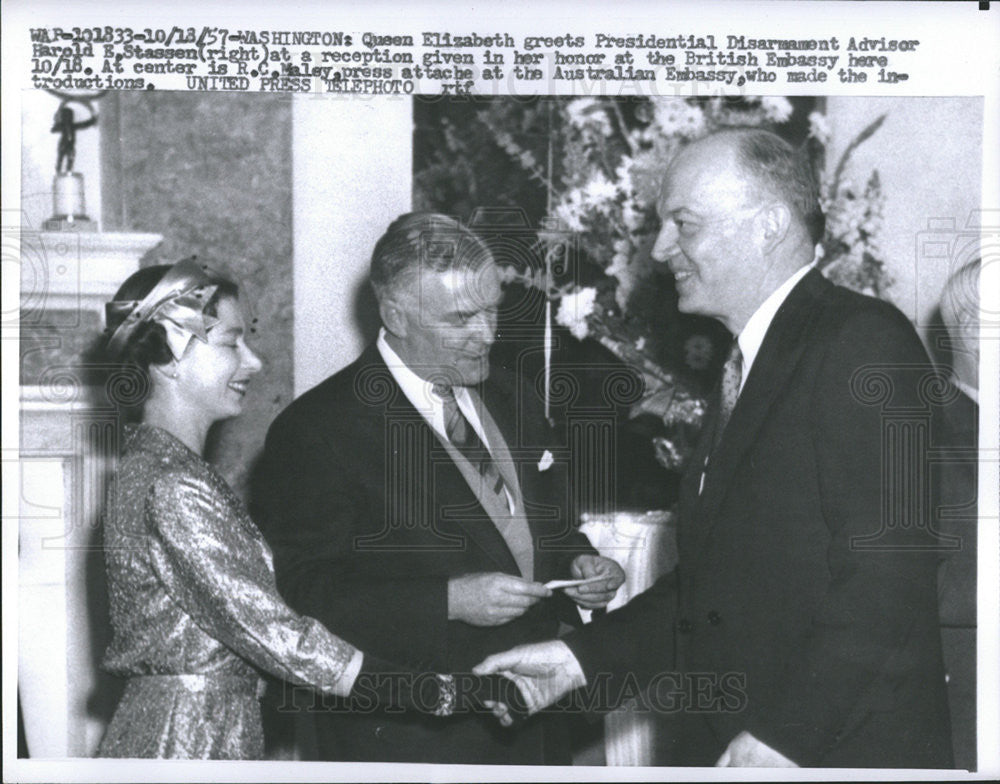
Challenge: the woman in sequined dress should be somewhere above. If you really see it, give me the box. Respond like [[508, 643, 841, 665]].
[[95, 260, 496, 759]]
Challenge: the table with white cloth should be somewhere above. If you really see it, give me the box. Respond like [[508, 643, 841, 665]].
[[578, 509, 677, 767]]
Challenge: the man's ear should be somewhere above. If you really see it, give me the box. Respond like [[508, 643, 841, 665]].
[[379, 296, 408, 339], [759, 203, 791, 253], [149, 360, 179, 383]]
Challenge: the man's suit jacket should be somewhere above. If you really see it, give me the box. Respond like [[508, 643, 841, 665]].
[[566, 269, 953, 768], [254, 344, 594, 764]]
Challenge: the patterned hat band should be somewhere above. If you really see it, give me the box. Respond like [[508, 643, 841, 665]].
[[105, 257, 221, 361]]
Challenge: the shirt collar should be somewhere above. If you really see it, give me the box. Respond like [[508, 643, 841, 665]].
[[737, 264, 813, 392], [950, 375, 979, 405], [375, 328, 481, 438], [376, 327, 441, 421]]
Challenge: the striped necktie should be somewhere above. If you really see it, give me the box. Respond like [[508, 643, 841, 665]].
[[433, 384, 507, 499], [714, 340, 743, 445]]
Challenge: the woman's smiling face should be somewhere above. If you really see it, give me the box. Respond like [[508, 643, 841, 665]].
[[172, 296, 262, 424]]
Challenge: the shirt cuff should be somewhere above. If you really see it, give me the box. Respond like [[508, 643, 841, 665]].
[[341, 647, 365, 695], [556, 640, 588, 690]]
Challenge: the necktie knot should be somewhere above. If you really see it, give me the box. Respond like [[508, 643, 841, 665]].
[[435, 383, 470, 449], [431, 382, 456, 402], [724, 341, 743, 382]]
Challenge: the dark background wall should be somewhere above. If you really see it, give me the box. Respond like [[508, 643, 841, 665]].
[[102, 91, 295, 498]]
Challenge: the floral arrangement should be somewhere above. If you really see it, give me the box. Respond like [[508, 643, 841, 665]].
[[488, 96, 891, 473], [812, 112, 892, 298]]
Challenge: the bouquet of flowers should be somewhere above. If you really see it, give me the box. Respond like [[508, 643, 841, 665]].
[[811, 112, 892, 298]]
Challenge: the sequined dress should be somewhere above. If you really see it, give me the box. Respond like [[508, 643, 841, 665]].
[[97, 424, 357, 759]]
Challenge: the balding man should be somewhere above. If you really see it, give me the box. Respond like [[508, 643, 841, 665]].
[[940, 259, 979, 404], [477, 129, 953, 768], [937, 259, 979, 770]]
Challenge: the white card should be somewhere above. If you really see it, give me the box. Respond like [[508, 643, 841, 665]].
[[544, 575, 609, 590]]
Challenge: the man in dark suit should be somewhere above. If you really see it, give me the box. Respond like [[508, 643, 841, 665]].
[[936, 259, 979, 769], [254, 212, 624, 764], [477, 128, 953, 768]]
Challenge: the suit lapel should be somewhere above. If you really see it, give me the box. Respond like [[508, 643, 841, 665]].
[[683, 270, 831, 564], [677, 386, 719, 559], [481, 370, 556, 508], [481, 371, 519, 452], [472, 388, 537, 578], [484, 372, 572, 581], [481, 373, 552, 538]]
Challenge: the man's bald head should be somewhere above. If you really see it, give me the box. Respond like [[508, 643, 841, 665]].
[[940, 259, 980, 393], [716, 128, 826, 246]]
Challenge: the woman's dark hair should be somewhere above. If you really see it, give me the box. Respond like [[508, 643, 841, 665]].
[[102, 263, 238, 413]]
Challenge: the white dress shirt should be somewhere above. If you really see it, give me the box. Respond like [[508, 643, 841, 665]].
[[736, 264, 814, 393], [698, 264, 814, 497]]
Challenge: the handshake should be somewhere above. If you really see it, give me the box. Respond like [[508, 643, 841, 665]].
[[471, 634, 798, 768], [464, 639, 797, 768], [348, 642, 582, 722], [474, 639, 588, 726]]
